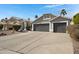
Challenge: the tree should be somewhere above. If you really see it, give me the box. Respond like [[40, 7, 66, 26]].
[[1, 19, 5, 22], [35, 15, 38, 18], [5, 17, 9, 31], [27, 18, 31, 26], [27, 18, 32, 30], [73, 13, 79, 24], [0, 24, 3, 30], [5, 18, 8, 20], [60, 9, 67, 16], [28, 18, 30, 21]]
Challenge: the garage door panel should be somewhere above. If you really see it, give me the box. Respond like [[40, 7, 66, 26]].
[[34, 24, 49, 32], [54, 23, 66, 33]]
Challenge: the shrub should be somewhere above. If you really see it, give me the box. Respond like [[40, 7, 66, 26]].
[[0, 25, 3, 30], [68, 24, 79, 41], [74, 29, 79, 39], [0, 33, 7, 36], [73, 13, 79, 24], [13, 25, 21, 31], [26, 26, 31, 30], [67, 25, 75, 34]]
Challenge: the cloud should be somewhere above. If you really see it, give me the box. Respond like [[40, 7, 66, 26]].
[[44, 4, 64, 8]]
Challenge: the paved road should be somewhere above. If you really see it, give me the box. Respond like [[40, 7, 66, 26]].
[[0, 31, 73, 54]]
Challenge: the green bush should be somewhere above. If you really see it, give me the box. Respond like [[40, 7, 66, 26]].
[[13, 25, 21, 31], [0, 25, 3, 30], [73, 13, 79, 24], [26, 26, 31, 30]]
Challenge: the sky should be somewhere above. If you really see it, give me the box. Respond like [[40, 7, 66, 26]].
[[0, 4, 79, 21]]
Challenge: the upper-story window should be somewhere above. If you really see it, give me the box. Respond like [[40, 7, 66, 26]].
[[43, 15, 51, 20]]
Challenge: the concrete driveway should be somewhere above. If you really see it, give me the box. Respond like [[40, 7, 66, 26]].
[[0, 31, 73, 54]]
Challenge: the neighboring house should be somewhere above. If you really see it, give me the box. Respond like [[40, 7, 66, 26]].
[[0, 17, 23, 30], [0, 17, 32, 31], [32, 14, 71, 33]]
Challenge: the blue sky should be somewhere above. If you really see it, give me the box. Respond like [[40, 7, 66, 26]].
[[0, 4, 79, 21]]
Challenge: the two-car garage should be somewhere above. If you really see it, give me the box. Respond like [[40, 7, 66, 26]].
[[33, 22, 67, 33], [32, 15, 70, 33]]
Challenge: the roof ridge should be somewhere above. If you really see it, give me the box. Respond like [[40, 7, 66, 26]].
[[50, 16, 59, 22]]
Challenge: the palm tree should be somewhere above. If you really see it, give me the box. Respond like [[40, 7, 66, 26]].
[[5, 18, 8, 20], [35, 15, 38, 18], [5, 18, 9, 31], [28, 18, 30, 21], [60, 9, 67, 16]]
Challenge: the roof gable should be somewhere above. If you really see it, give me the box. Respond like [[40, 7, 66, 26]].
[[33, 14, 56, 24]]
